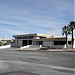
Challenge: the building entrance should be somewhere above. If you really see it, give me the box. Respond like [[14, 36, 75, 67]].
[[23, 40, 32, 46]]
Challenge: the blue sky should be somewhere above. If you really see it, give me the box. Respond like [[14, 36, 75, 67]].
[[0, 0, 74, 39]]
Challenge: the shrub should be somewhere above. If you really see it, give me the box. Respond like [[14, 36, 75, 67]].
[[0, 42, 3, 46]]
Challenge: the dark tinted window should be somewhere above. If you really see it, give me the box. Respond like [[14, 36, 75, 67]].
[[54, 41, 66, 45], [17, 37, 22, 39]]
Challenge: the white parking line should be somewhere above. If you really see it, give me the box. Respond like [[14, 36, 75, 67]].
[[4, 60, 75, 72]]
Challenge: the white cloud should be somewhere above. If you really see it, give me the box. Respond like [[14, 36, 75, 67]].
[[0, 0, 74, 38], [0, 27, 24, 35], [0, 21, 17, 26]]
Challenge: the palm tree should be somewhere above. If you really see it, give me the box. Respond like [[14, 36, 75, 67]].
[[62, 25, 71, 48], [69, 21, 75, 48]]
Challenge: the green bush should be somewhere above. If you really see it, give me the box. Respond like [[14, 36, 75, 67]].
[[0, 42, 3, 46]]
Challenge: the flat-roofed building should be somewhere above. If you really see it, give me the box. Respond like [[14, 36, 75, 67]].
[[34, 37, 74, 49], [0, 37, 11, 45], [11, 33, 75, 49], [11, 33, 50, 48]]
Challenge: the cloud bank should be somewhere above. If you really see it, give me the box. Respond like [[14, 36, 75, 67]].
[[0, 0, 74, 38]]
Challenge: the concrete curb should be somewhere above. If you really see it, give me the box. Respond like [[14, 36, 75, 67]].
[[40, 49, 75, 52]]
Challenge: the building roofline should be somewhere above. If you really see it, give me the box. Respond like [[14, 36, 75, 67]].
[[13, 33, 50, 38], [13, 33, 75, 41], [13, 33, 37, 37], [33, 37, 73, 41]]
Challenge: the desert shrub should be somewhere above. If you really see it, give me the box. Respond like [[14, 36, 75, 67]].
[[0, 42, 3, 46]]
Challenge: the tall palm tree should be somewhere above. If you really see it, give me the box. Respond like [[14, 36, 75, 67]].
[[62, 25, 71, 48], [69, 21, 75, 48]]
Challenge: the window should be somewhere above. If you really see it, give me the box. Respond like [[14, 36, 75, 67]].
[[23, 36, 33, 39], [23, 37, 27, 39], [36, 42, 39, 45], [40, 37, 46, 38], [23, 40, 32, 46], [68, 41, 71, 45], [54, 41, 66, 45], [28, 40, 32, 45], [17, 37, 22, 39], [28, 36, 33, 39], [39, 41, 43, 45]]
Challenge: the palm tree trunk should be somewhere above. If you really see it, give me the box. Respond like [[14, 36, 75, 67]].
[[66, 34, 68, 49], [72, 29, 74, 48]]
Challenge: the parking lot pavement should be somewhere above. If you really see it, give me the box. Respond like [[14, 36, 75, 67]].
[[0, 60, 74, 75], [0, 48, 75, 75]]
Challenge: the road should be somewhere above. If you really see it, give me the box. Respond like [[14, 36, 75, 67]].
[[0, 48, 75, 75]]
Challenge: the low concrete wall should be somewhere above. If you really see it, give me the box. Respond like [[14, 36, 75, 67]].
[[50, 44, 73, 49], [20, 45, 31, 49], [0, 45, 11, 49], [20, 45, 42, 49], [73, 42, 75, 48], [30, 45, 42, 48], [50, 45, 64, 49]]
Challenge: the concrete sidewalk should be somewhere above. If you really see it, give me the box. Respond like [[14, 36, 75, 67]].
[[63, 49, 75, 52], [40, 49, 75, 52], [7, 47, 75, 52]]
